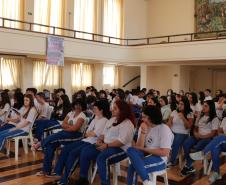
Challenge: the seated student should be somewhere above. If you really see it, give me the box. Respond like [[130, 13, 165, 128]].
[[180, 100, 220, 176], [0, 91, 11, 124], [167, 97, 193, 167], [159, 96, 171, 123], [32, 94, 72, 149], [0, 92, 24, 132], [0, 94, 37, 153], [188, 92, 201, 117], [204, 89, 212, 101], [75, 100, 135, 185], [26, 88, 39, 109], [190, 114, 226, 183], [35, 92, 50, 120], [53, 100, 110, 185], [214, 93, 226, 120], [36, 99, 87, 176], [127, 106, 173, 185]]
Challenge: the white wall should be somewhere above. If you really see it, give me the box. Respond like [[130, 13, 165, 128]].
[[124, 0, 149, 38], [119, 66, 140, 90], [148, 0, 195, 37]]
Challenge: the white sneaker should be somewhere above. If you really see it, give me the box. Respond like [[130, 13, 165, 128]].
[[189, 151, 204, 161], [208, 172, 222, 184]]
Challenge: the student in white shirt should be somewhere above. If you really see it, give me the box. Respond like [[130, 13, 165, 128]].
[[181, 100, 220, 176], [167, 97, 194, 166], [159, 96, 171, 123], [0, 92, 24, 132], [52, 100, 111, 185], [0, 91, 11, 123], [38, 99, 87, 176], [26, 88, 39, 109], [214, 93, 226, 120], [36, 92, 50, 120], [0, 94, 37, 152], [127, 105, 173, 185], [74, 100, 135, 185], [188, 92, 201, 117], [190, 114, 226, 183], [204, 89, 212, 101]]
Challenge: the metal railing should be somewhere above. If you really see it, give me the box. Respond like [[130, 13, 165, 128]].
[[1, 17, 226, 46]]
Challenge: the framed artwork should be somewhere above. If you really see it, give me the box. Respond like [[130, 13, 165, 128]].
[[195, 0, 226, 35]]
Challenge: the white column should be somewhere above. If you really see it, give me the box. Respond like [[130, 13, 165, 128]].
[[140, 65, 148, 89]]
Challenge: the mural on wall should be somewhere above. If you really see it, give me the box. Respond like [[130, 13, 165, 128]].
[[196, 0, 226, 32]]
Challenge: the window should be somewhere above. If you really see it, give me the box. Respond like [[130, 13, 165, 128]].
[[0, 0, 24, 28], [103, 65, 115, 86], [33, 60, 62, 91], [71, 63, 92, 91], [33, 0, 66, 35], [0, 57, 21, 89], [74, 0, 95, 39], [103, 0, 124, 44]]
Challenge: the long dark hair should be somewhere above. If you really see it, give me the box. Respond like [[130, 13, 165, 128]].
[[160, 96, 168, 105], [94, 100, 111, 119], [13, 92, 24, 110], [190, 92, 198, 106], [23, 94, 35, 119], [143, 105, 163, 125], [170, 95, 177, 111], [113, 100, 135, 126], [0, 91, 11, 108], [60, 94, 71, 112], [150, 97, 161, 109], [201, 100, 216, 122], [177, 97, 192, 119], [199, 91, 205, 105]]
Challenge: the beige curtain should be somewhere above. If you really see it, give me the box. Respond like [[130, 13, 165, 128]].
[[33, 60, 62, 91], [33, 0, 66, 35], [0, 57, 22, 89], [102, 0, 124, 44], [74, 0, 95, 39], [0, 0, 24, 28], [71, 63, 92, 92]]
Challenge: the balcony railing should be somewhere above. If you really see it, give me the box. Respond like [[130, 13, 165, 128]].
[[1, 17, 226, 46]]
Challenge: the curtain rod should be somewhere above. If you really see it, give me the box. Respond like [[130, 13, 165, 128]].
[[0, 53, 27, 58]]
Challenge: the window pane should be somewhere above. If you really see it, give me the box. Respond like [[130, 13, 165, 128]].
[[74, 0, 95, 39], [103, 65, 114, 85]]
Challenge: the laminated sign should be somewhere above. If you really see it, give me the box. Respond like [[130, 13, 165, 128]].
[[47, 36, 64, 66]]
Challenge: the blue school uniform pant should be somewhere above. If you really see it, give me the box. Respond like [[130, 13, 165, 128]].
[[42, 130, 83, 174], [170, 132, 188, 164], [34, 119, 61, 141], [0, 124, 15, 132], [79, 144, 127, 185], [0, 128, 27, 151], [202, 135, 226, 173], [54, 140, 91, 184], [183, 136, 211, 167], [127, 147, 166, 185]]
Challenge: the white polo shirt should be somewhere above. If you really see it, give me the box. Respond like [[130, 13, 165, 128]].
[[170, 110, 193, 135], [138, 124, 174, 162], [82, 117, 108, 144], [195, 115, 220, 135], [103, 117, 135, 151]]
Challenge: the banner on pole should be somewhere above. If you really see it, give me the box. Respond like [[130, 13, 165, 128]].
[[47, 36, 64, 66]]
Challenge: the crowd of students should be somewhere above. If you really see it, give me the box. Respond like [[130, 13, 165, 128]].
[[0, 86, 225, 185]]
